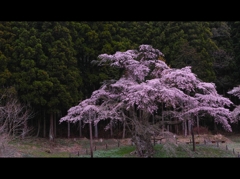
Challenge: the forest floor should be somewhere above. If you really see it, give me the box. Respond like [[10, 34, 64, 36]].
[[1, 133, 240, 157]]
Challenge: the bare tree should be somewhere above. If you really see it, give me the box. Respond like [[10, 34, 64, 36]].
[[0, 88, 35, 139]]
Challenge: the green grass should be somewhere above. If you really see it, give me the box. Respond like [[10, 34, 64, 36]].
[[75, 146, 136, 158], [74, 144, 236, 158], [152, 144, 236, 158]]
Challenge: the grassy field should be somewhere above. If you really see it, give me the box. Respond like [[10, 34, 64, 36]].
[[1, 134, 240, 158], [77, 142, 237, 158]]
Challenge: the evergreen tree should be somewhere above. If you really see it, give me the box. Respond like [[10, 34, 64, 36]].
[[209, 21, 236, 95], [159, 21, 218, 82], [0, 22, 14, 92], [38, 21, 83, 140], [229, 21, 240, 84]]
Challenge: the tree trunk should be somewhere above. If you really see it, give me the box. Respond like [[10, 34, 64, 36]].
[[188, 120, 191, 136], [214, 119, 217, 132], [79, 120, 82, 138], [49, 113, 54, 141], [131, 132, 154, 158], [22, 119, 27, 140], [175, 119, 179, 134], [54, 112, 56, 137], [36, 118, 41, 137], [43, 111, 46, 138], [182, 120, 184, 135], [162, 102, 164, 133], [184, 120, 187, 136], [89, 121, 93, 158], [68, 121, 70, 138], [196, 115, 199, 134], [94, 123, 98, 139], [8, 120, 12, 136], [122, 120, 126, 139], [129, 109, 154, 158], [191, 124, 195, 151], [110, 121, 113, 138]]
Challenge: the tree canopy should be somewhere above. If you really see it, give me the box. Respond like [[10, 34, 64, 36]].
[[60, 44, 236, 157]]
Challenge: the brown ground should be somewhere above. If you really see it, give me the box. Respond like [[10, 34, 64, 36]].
[[0, 133, 238, 157], [175, 133, 231, 143], [0, 137, 134, 157]]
